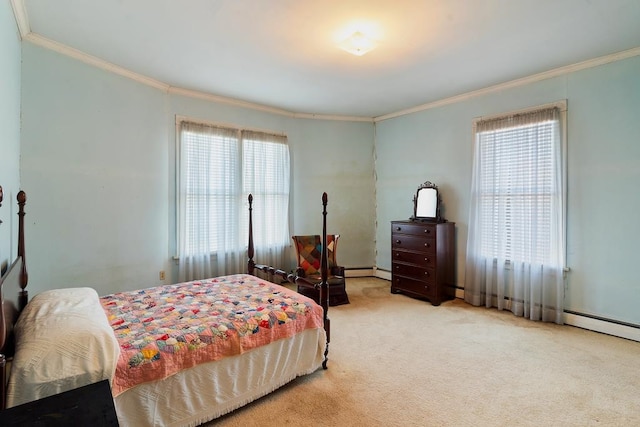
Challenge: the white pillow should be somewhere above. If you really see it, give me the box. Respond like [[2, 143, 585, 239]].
[[6, 287, 120, 407]]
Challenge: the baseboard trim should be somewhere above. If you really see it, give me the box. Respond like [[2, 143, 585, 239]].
[[373, 268, 391, 281], [563, 312, 640, 342], [371, 268, 639, 342], [344, 268, 376, 278]]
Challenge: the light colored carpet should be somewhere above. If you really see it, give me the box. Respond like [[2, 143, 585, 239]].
[[209, 277, 640, 426]]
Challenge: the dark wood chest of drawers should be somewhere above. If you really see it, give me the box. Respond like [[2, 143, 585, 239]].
[[391, 220, 455, 306]]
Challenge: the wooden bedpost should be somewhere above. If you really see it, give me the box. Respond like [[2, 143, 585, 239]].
[[17, 191, 28, 311], [0, 191, 29, 409], [0, 185, 4, 409], [247, 194, 255, 275], [247, 192, 331, 369], [320, 192, 330, 369]]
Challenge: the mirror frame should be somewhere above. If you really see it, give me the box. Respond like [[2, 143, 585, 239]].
[[411, 181, 442, 222]]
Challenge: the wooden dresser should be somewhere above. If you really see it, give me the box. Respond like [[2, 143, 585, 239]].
[[391, 220, 455, 306]]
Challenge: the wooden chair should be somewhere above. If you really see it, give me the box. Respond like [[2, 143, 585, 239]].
[[292, 234, 349, 306]]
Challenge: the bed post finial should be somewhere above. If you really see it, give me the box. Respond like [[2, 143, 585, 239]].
[[247, 194, 255, 275], [17, 191, 28, 310]]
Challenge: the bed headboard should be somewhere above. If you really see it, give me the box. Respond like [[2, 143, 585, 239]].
[[1, 190, 28, 409]]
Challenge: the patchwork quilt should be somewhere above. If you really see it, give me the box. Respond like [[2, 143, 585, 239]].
[[101, 274, 324, 395]]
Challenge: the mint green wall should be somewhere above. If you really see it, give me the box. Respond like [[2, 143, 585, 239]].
[[565, 59, 640, 323], [0, 2, 21, 268], [168, 97, 375, 278], [20, 44, 169, 296], [20, 42, 375, 297], [286, 118, 375, 268], [375, 56, 640, 326], [15, 17, 639, 326]]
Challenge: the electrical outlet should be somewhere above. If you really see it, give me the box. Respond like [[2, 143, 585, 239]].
[[159, 270, 166, 281]]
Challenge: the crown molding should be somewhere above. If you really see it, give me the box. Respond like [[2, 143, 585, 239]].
[[21, 32, 373, 123], [169, 87, 372, 122], [10, 0, 30, 38], [374, 46, 640, 122], [18, 30, 640, 123], [25, 33, 170, 91], [169, 87, 297, 117], [291, 112, 373, 122], [10, 0, 639, 123]]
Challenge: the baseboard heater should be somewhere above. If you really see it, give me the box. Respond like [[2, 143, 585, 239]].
[[372, 269, 640, 342], [563, 309, 640, 342]]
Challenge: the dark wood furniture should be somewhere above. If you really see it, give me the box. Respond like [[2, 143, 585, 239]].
[[297, 268, 349, 307], [0, 380, 118, 426], [292, 234, 349, 307], [391, 220, 455, 306], [248, 192, 331, 368], [1, 191, 28, 410], [1, 190, 332, 418]]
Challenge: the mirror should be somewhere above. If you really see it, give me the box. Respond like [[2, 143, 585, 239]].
[[411, 181, 441, 221]]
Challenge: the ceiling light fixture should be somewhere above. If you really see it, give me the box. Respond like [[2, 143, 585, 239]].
[[339, 31, 377, 56]]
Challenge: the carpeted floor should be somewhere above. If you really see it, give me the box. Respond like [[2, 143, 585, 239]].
[[209, 277, 640, 426]]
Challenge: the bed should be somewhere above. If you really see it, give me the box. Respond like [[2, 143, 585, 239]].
[[0, 190, 332, 426]]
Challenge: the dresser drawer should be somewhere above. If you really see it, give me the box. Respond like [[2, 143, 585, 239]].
[[392, 234, 436, 253], [392, 262, 435, 285], [390, 220, 455, 306], [392, 276, 434, 298], [392, 222, 436, 237], [392, 250, 435, 267]]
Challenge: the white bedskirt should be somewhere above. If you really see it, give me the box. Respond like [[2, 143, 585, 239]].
[[114, 327, 326, 427]]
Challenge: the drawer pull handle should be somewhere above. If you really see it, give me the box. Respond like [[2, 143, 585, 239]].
[[424, 243, 430, 248], [424, 257, 430, 262], [396, 227, 402, 231], [396, 240, 401, 244], [424, 229, 431, 234], [424, 271, 430, 277]]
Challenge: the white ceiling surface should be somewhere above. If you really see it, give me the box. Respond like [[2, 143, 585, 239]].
[[20, 0, 640, 118]]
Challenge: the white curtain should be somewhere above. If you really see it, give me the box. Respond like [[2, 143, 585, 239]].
[[242, 131, 291, 270], [177, 122, 290, 282], [464, 106, 565, 323]]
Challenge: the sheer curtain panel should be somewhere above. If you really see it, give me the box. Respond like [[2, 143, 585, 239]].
[[177, 121, 290, 282], [242, 131, 291, 269], [464, 105, 566, 324]]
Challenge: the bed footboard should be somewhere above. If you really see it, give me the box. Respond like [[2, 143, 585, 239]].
[[247, 193, 331, 369]]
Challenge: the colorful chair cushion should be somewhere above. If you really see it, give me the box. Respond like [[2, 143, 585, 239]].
[[291, 234, 349, 306], [292, 235, 339, 276]]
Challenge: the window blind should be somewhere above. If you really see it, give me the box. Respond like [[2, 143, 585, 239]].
[[476, 116, 557, 265], [177, 121, 290, 281], [465, 104, 566, 323]]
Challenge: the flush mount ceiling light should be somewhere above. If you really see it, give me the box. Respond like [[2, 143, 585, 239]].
[[338, 31, 377, 56]]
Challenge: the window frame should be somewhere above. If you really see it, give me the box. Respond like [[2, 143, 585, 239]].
[[471, 100, 568, 269], [175, 116, 290, 259]]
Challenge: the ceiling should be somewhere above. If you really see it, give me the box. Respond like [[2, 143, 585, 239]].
[[15, 0, 640, 118]]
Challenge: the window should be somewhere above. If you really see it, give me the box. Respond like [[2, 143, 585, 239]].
[[476, 116, 559, 265], [177, 120, 290, 282], [464, 102, 566, 323]]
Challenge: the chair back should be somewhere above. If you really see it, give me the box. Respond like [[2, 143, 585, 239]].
[[292, 234, 339, 276]]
